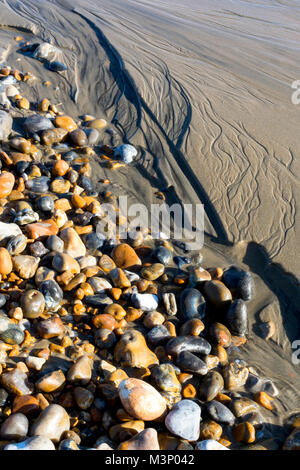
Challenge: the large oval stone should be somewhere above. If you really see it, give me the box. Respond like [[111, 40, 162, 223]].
[[165, 399, 201, 441], [119, 378, 166, 421], [30, 404, 70, 443]]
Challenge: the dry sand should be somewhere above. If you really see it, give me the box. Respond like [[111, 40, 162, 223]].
[[1, 0, 300, 433]]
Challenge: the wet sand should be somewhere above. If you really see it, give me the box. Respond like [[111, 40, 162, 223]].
[[1, 0, 300, 434]]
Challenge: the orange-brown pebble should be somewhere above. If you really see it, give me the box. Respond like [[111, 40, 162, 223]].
[[0, 172, 15, 198], [54, 115, 77, 132], [71, 194, 86, 209], [111, 243, 141, 269], [233, 422, 255, 444], [125, 307, 143, 322], [16, 97, 30, 110], [200, 420, 223, 441], [0, 248, 12, 275], [92, 314, 117, 331], [110, 288, 122, 300], [104, 303, 126, 321], [254, 391, 273, 410], [12, 395, 39, 415], [207, 267, 224, 280], [182, 383, 197, 398], [52, 160, 69, 177], [215, 392, 232, 405], [25, 219, 58, 239]]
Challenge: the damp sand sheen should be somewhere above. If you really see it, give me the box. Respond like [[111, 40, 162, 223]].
[[0, 0, 298, 450]]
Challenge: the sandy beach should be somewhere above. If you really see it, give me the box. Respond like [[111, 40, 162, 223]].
[[0, 0, 300, 449]]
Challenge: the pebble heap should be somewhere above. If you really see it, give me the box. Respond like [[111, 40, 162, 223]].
[[0, 49, 295, 452]]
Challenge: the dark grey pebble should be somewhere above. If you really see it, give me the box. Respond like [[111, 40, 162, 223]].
[[175, 350, 208, 376], [39, 280, 63, 310], [166, 335, 211, 357], [205, 400, 235, 425], [223, 266, 254, 301], [180, 288, 206, 320], [152, 246, 171, 265]]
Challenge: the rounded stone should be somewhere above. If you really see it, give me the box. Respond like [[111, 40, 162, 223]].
[[203, 280, 232, 307], [151, 364, 181, 393], [166, 335, 211, 357], [209, 322, 232, 348], [37, 195, 55, 212], [112, 243, 141, 269], [30, 404, 70, 443], [118, 428, 159, 450], [21, 289, 45, 319], [152, 246, 171, 265], [54, 115, 77, 132], [141, 263, 165, 281], [67, 355, 92, 385], [165, 399, 201, 441], [205, 400, 235, 425], [24, 114, 54, 136], [0, 171, 15, 198], [0, 248, 12, 275], [0, 327, 24, 345], [198, 371, 224, 401], [131, 293, 158, 312], [69, 129, 87, 147], [39, 280, 63, 310], [37, 317, 64, 339], [114, 144, 138, 164], [175, 351, 208, 376], [36, 370, 66, 393], [200, 420, 223, 441], [226, 299, 248, 337], [0, 413, 28, 440], [180, 288, 206, 320], [119, 378, 167, 421], [52, 253, 80, 273], [223, 266, 254, 301]]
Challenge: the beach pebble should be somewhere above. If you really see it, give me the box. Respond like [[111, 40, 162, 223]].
[[206, 400, 235, 426], [25, 176, 50, 193], [118, 428, 159, 450], [26, 356, 46, 371], [85, 128, 99, 145], [37, 317, 64, 338], [223, 362, 249, 390], [0, 171, 15, 198], [165, 399, 201, 441], [166, 335, 211, 357], [21, 289, 45, 318], [36, 370, 66, 393], [13, 255, 40, 279], [4, 435, 55, 450], [69, 129, 87, 147], [0, 412, 29, 439], [195, 439, 229, 450], [60, 227, 86, 258], [39, 280, 63, 310], [73, 387, 94, 409], [152, 246, 171, 265], [24, 114, 54, 136], [0, 110, 12, 141], [203, 280, 232, 307], [30, 404, 70, 443], [175, 351, 208, 376], [67, 355, 92, 385], [54, 115, 77, 132], [112, 243, 141, 269], [180, 288, 206, 320], [119, 378, 166, 420], [223, 266, 254, 301], [0, 327, 24, 345], [198, 371, 224, 401], [151, 364, 181, 393], [162, 293, 177, 316], [0, 247, 12, 275], [114, 144, 138, 163], [114, 329, 159, 368], [131, 293, 158, 312], [1, 368, 33, 396], [33, 42, 57, 60], [12, 395, 39, 415], [226, 299, 248, 336], [0, 222, 22, 243], [141, 263, 164, 281]]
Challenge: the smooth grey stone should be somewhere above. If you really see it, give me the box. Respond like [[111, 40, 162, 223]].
[[0, 110, 12, 141], [85, 128, 99, 145], [0, 413, 28, 439], [226, 299, 248, 336], [0, 327, 24, 345], [25, 176, 50, 193], [114, 144, 137, 163], [206, 400, 235, 425], [131, 293, 158, 312], [165, 399, 201, 441], [223, 265, 254, 301], [85, 294, 113, 308], [46, 235, 64, 252], [39, 280, 63, 310], [166, 335, 211, 356], [180, 288, 206, 320], [198, 371, 224, 401], [147, 325, 172, 346], [175, 351, 208, 376], [0, 312, 10, 334], [24, 114, 54, 136]]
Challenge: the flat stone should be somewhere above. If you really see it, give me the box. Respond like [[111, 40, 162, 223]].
[[24, 114, 54, 136]]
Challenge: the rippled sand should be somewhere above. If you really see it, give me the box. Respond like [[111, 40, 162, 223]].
[[1, 0, 300, 431]]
